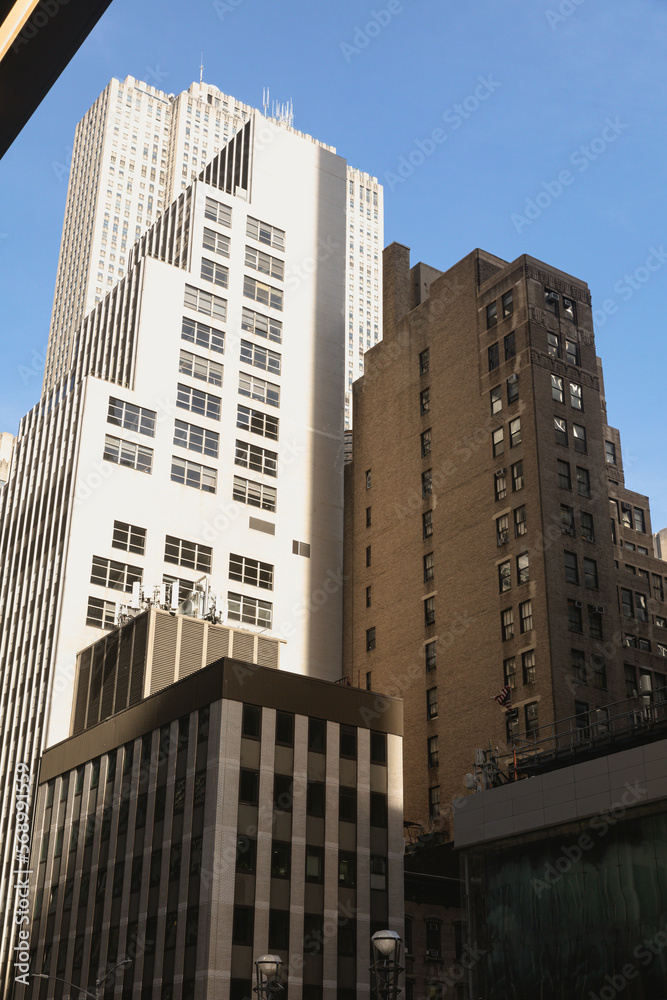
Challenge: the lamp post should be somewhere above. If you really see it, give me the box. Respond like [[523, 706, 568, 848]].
[[253, 954, 284, 1000], [370, 930, 403, 1000], [35, 958, 132, 999]]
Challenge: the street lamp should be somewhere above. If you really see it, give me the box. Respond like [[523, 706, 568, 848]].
[[35, 958, 132, 998], [253, 954, 284, 1000], [370, 930, 403, 1000]]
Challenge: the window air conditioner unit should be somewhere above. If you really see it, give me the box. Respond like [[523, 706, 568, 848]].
[[507, 374, 518, 384], [574, 600, 582, 609], [546, 291, 559, 304], [426, 950, 440, 959], [496, 468, 506, 476], [594, 605, 605, 614]]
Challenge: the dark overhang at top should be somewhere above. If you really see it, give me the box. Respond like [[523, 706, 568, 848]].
[[0, 0, 114, 158]]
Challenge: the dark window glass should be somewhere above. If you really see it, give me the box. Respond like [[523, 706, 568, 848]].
[[308, 718, 326, 753], [242, 704, 261, 739], [306, 845, 324, 883], [370, 792, 388, 827], [340, 724, 357, 759], [268, 909, 290, 951], [232, 906, 254, 946], [236, 836, 256, 874], [306, 781, 325, 817], [339, 786, 357, 823], [338, 852, 356, 887], [370, 731, 387, 764], [239, 769, 259, 805], [273, 774, 293, 812], [270, 842, 291, 879]]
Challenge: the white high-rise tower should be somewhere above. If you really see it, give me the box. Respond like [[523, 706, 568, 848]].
[[0, 113, 351, 997], [43, 76, 384, 426]]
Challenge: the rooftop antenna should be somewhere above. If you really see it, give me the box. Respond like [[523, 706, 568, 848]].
[[199, 51, 204, 85], [262, 87, 270, 117]]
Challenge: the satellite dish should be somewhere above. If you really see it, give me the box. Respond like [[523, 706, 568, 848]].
[[178, 596, 198, 617]]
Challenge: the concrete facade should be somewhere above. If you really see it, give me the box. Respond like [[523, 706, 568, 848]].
[[22, 653, 403, 1000]]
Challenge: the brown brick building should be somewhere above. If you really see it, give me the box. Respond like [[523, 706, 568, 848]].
[[343, 242, 667, 834]]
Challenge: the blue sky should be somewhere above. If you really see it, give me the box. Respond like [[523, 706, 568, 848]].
[[1, 0, 666, 524]]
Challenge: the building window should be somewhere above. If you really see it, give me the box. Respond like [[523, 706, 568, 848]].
[[236, 405, 279, 441], [164, 535, 211, 573], [184, 283, 227, 321], [419, 348, 430, 375], [490, 386, 502, 414], [338, 852, 356, 887], [519, 600, 533, 633], [204, 196, 232, 227], [580, 511, 594, 542], [420, 388, 430, 414], [176, 382, 221, 421], [426, 687, 438, 719], [636, 593, 648, 622], [501, 608, 514, 641], [517, 553, 530, 585], [108, 397, 156, 437], [424, 597, 435, 627], [558, 460, 572, 490], [554, 417, 568, 446], [103, 435, 153, 473], [634, 507, 646, 533], [507, 374, 519, 404], [499, 560, 511, 593], [494, 470, 507, 500], [504, 656, 516, 689], [426, 735, 439, 769], [245, 245, 284, 281], [90, 556, 142, 592], [576, 467, 591, 497], [232, 476, 276, 512], [305, 846, 324, 883], [497, 514, 509, 545], [201, 257, 229, 288], [425, 640, 437, 672], [492, 427, 504, 457], [486, 302, 497, 327], [422, 469, 433, 497], [620, 588, 634, 618], [653, 575, 665, 602], [566, 338, 579, 365], [605, 440, 617, 465], [522, 649, 536, 685], [568, 599, 583, 632], [551, 374, 564, 403], [202, 227, 230, 258], [564, 551, 579, 584], [573, 424, 587, 453], [366, 586, 372, 608], [246, 215, 285, 250], [181, 316, 225, 354], [428, 787, 440, 822], [423, 510, 433, 538], [174, 419, 220, 458], [340, 724, 357, 759], [370, 791, 388, 827], [241, 306, 282, 344], [306, 781, 325, 817], [562, 296, 576, 322], [570, 382, 583, 410], [228, 592, 272, 628], [561, 505, 575, 536], [572, 649, 587, 684], [504, 332, 516, 361], [238, 371, 280, 409], [86, 597, 116, 629], [240, 339, 281, 376], [112, 521, 146, 555], [229, 554, 273, 590], [547, 331, 561, 358], [525, 701, 539, 733], [339, 787, 357, 824], [366, 506, 372, 527], [421, 429, 432, 457], [366, 627, 376, 651], [488, 343, 499, 371], [235, 440, 277, 477], [366, 545, 372, 567], [511, 461, 523, 491], [592, 655, 607, 690], [366, 469, 372, 489], [370, 731, 387, 764], [502, 290, 514, 317], [584, 557, 598, 590], [171, 456, 217, 493], [243, 275, 283, 312], [514, 505, 527, 537], [509, 418, 521, 448], [308, 718, 326, 753], [423, 552, 435, 582]]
